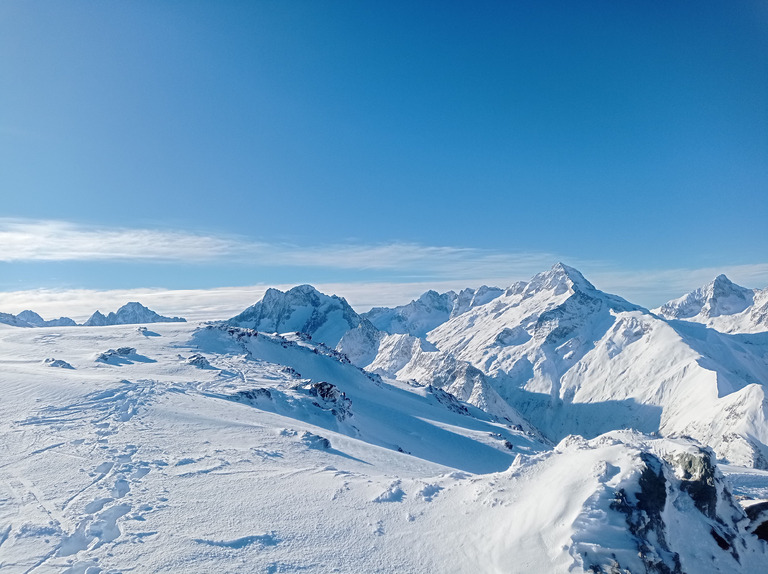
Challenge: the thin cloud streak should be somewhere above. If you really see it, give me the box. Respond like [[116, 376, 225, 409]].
[[0, 219, 243, 262], [1, 220, 766, 317], [0, 219, 562, 279]]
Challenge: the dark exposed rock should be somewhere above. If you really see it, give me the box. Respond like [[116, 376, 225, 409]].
[[610, 453, 682, 574], [672, 451, 718, 519], [307, 382, 352, 422], [744, 501, 768, 542], [427, 385, 471, 416], [187, 353, 212, 368], [232, 388, 273, 402]]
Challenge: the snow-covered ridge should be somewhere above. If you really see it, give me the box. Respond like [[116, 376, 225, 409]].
[[363, 285, 503, 338]]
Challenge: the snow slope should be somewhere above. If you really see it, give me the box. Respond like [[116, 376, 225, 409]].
[[0, 321, 765, 573], [656, 274, 768, 334]]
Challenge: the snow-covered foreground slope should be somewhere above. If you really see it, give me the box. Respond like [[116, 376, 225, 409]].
[[2, 322, 765, 572]]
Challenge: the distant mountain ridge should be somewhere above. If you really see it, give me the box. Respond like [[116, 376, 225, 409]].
[[363, 285, 504, 338], [0, 310, 79, 328], [0, 302, 185, 327], [83, 302, 186, 327]]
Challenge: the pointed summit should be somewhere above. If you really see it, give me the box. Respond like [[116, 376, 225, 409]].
[[522, 263, 595, 297], [228, 285, 367, 347], [658, 275, 754, 320], [16, 310, 76, 327]]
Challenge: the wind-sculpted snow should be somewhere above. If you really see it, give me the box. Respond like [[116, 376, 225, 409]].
[[0, 321, 558, 573]]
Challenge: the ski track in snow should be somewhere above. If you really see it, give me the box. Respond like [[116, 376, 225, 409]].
[[1, 377, 164, 572]]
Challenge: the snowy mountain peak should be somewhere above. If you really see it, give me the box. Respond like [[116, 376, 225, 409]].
[[522, 262, 595, 297], [658, 274, 754, 320], [229, 285, 367, 347], [112, 302, 186, 324], [16, 310, 45, 326]]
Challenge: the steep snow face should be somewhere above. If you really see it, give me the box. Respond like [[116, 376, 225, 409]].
[[553, 312, 768, 467], [363, 333, 538, 433], [450, 285, 504, 318], [657, 275, 768, 333], [228, 284, 370, 348], [363, 286, 503, 338], [83, 302, 185, 327]]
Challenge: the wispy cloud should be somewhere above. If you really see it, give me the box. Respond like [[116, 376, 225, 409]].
[[0, 219, 561, 279], [0, 219, 244, 262], [0, 220, 766, 317]]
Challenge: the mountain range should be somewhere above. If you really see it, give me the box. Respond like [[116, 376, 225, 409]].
[[226, 264, 768, 469], [1, 264, 767, 572]]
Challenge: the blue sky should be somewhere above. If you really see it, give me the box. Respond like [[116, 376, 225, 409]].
[[1, 1, 767, 316]]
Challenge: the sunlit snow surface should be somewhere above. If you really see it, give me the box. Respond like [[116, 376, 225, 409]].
[[1, 322, 766, 573]]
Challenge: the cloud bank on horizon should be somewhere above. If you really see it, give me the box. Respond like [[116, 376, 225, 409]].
[[0, 219, 766, 321]]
